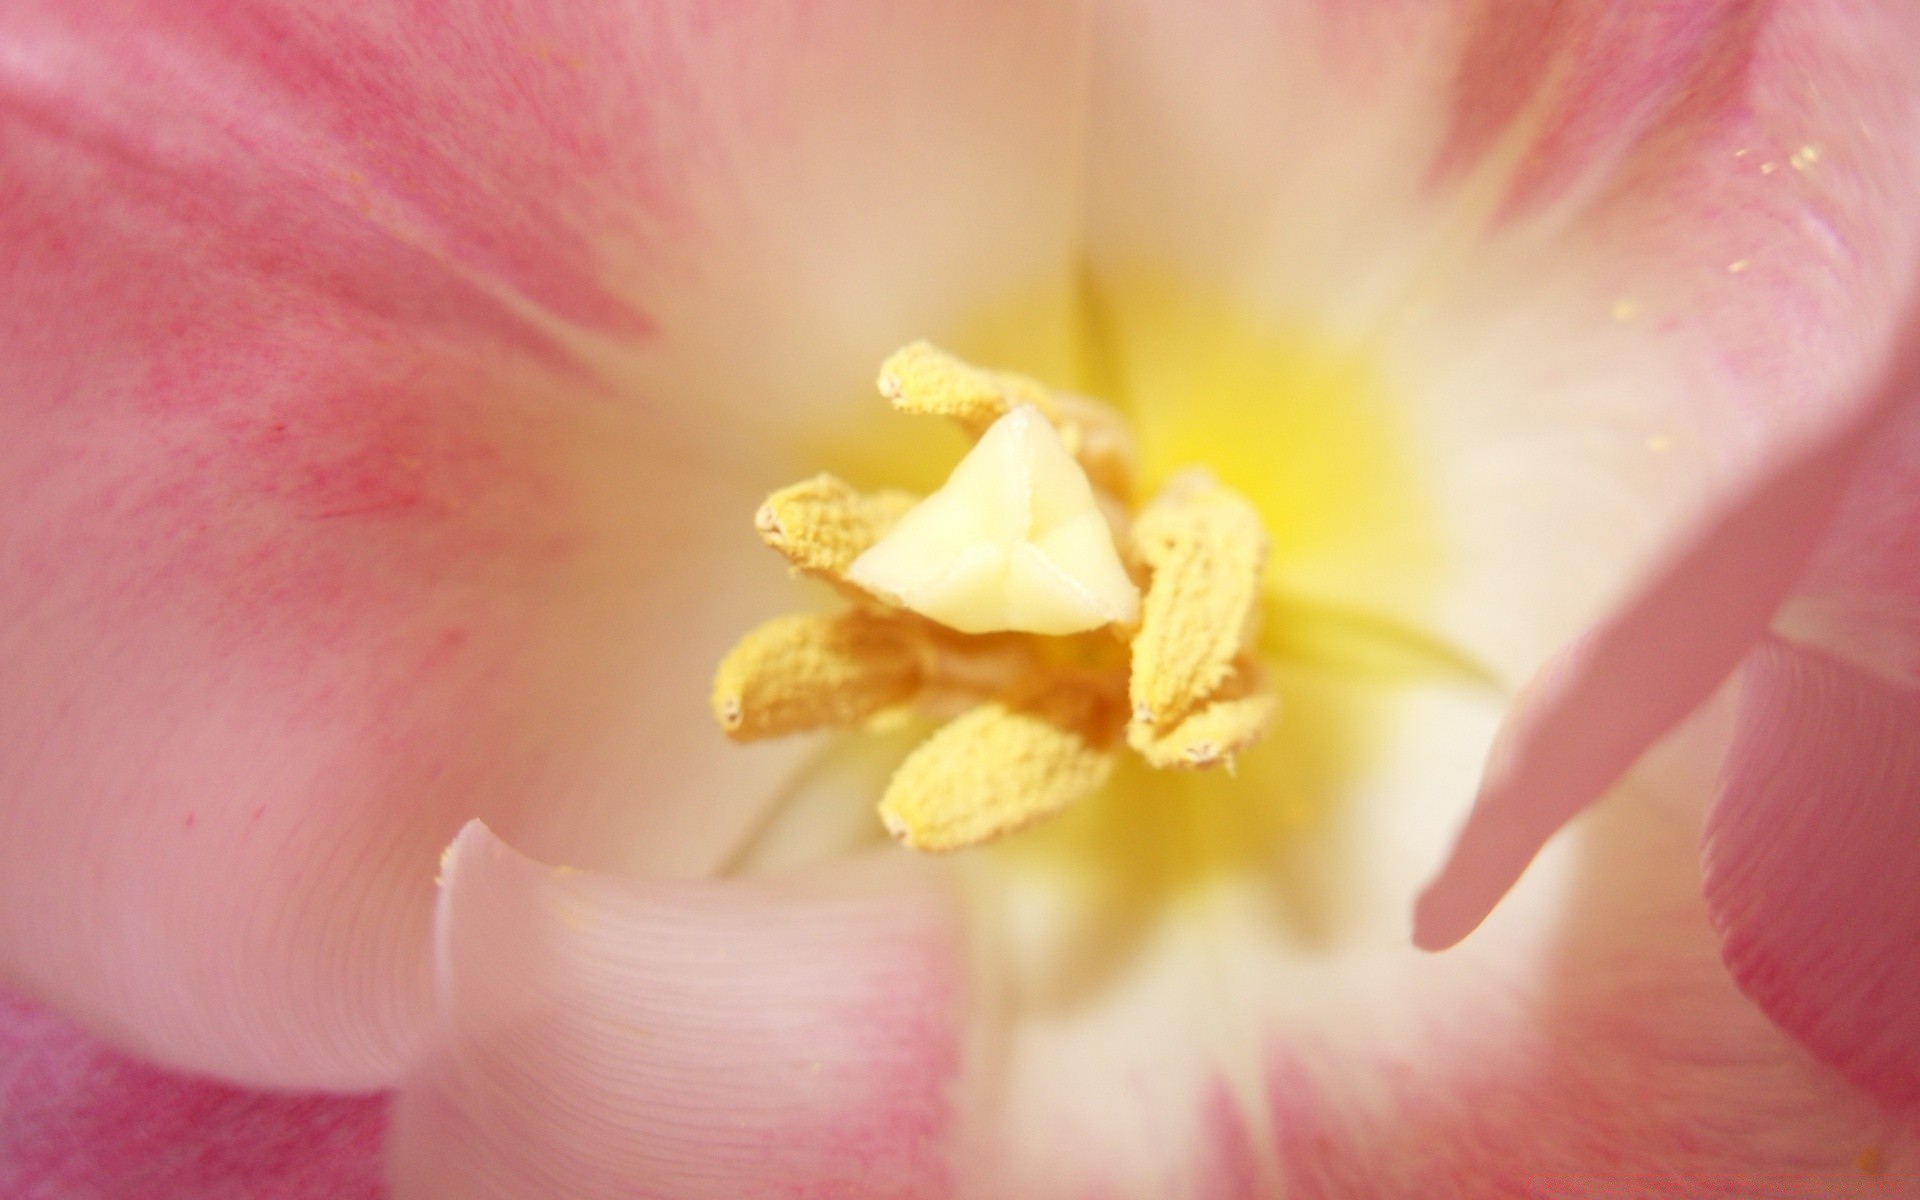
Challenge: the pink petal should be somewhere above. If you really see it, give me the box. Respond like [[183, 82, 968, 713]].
[[1086, 0, 1920, 685], [0, 0, 1090, 1087], [1253, 772, 1919, 1197], [945, 681, 1913, 1196], [388, 823, 963, 1200], [1705, 639, 1920, 1112], [0, 986, 387, 1199], [1435, 2, 1755, 218], [1703, 396, 1920, 1112], [1413, 312, 1920, 951]]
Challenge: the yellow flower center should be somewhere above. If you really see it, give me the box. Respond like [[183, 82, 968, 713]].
[[713, 341, 1281, 852]]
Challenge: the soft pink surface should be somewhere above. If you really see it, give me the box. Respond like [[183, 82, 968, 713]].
[[1706, 640, 1920, 1116], [389, 824, 962, 1200], [1703, 398, 1920, 1113], [1439, 0, 1756, 220], [1086, 0, 1920, 689], [1415, 312, 1920, 952], [0, 988, 387, 1200], [0, 0, 1086, 1090], [1258, 791, 1920, 1199], [6, 0, 1920, 1192]]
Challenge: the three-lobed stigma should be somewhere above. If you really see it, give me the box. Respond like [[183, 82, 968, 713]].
[[712, 343, 1277, 852]]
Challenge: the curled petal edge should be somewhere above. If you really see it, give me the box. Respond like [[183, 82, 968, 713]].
[[1414, 297, 1920, 951]]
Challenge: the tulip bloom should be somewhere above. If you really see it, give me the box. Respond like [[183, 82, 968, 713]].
[[5, 2, 1920, 1197]]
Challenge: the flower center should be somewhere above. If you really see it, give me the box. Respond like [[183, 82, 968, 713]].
[[712, 342, 1280, 852]]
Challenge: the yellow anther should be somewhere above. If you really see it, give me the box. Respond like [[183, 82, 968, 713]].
[[1127, 472, 1268, 737], [755, 474, 917, 585], [1133, 692, 1277, 770], [877, 340, 1057, 432], [877, 341, 1136, 498], [878, 682, 1122, 852], [711, 610, 929, 741], [715, 345, 1288, 853]]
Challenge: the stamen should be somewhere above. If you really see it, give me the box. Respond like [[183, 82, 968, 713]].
[[712, 344, 1284, 853], [879, 341, 1136, 498], [1132, 677, 1278, 771], [877, 340, 1057, 433], [755, 473, 917, 592], [1127, 472, 1269, 746], [712, 610, 930, 741], [878, 680, 1123, 852]]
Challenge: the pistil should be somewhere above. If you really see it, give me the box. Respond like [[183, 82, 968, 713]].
[[711, 343, 1278, 851]]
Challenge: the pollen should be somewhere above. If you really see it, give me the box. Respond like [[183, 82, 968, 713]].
[[1132, 662, 1277, 771], [754, 474, 917, 592], [879, 680, 1123, 852], [1126, 471, 1268, 744], [877, 340, 1059, 432], [711, 344, 1281, 851], [712, 610, 930, 740]]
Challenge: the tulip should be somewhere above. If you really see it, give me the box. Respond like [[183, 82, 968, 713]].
[[4, 2, 1919, 1196]]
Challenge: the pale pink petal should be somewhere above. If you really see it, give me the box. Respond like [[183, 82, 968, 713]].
[[1086, 1, 1920, 683], [1703, 408, 1920, 1111], [1413, 310, 1920, 951], [1254, 769, 1919, 1198], [950, 678, 1913, 1196], [0, 987, 387, 1199], [388, 822, 963, 1200], [1705, 640, 1920, 1112], [1779, 390, 1920, 688], [1434, 2, 1756, 218], [0, 1, 1088, 1087]]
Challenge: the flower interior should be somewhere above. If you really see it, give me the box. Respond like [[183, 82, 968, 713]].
[[713, 282, 1482, 914]]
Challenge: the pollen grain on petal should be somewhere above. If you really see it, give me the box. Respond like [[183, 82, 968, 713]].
[[755, 473, 917, 587], [1127, 471, 1269, 738], [711, 610, 930, 741], [878, 681, 1122, 852]]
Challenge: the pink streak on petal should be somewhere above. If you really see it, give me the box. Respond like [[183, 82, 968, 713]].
[[389, 824, 963, 1200], [2, 0, 660, 338], [1414, 306, 1920, 952], [1705, 639, 1920, 1111], [0, 987, 388, 1199], [1439, 1, 1758, 220], [2, 0, 1088, 1091], [0, 95, 764, 1088]]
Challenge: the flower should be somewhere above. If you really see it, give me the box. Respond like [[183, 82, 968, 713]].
[[4, 1, 1920, 1196]]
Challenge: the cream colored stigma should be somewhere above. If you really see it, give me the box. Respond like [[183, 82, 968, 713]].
[[848, 405, 1138, 635], [712, 342, 1277, 852]]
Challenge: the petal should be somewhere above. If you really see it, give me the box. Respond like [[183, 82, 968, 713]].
[[951, 676, 1914, 1195], [388, 823, 964, 1200], [1778, 387, 1920, 688], [1254, 758, 1919, 1197], [0, 126, 786, 1084], [0, 987, 387, 1199], [1747, 415, 1920, 1100], [1413, 307, 1920, 952], [0, 0, 1090, 1086], [1085, 0, 1920, 683]]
